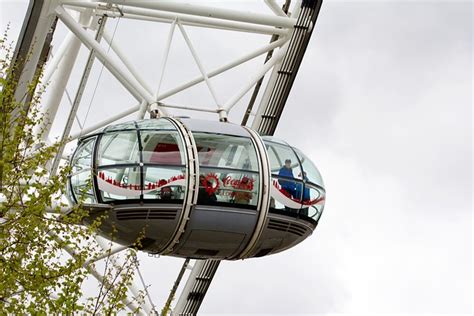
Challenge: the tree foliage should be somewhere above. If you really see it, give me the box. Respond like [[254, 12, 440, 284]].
[[0, 30, 144, 314]]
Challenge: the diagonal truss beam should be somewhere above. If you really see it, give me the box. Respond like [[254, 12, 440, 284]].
[[177, 21, 223, 116], [153, 19, 177, 100], [64, 36, 288, 141], [56, 5, 154, 104], [102, 31, 154, 96], [50, 14, 107, 176]]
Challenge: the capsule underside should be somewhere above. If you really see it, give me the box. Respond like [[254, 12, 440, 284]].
[[68, 118, 325, 260]]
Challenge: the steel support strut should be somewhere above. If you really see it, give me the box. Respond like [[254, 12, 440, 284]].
[[55, 6, 155, 104], [50, 15, 107, 176], [173, 260, 221, 315], [11, 0, 57, 116], [252, 0, 323, 135]]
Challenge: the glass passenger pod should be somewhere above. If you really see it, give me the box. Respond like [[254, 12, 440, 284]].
[[69, 119, 187, 205], [179, 119, 261, 209], [262, 136, 326, 222], [69, 136, 96, 204]]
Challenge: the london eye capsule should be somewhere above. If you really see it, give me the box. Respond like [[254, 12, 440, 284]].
[[68, 118, 325, 260]]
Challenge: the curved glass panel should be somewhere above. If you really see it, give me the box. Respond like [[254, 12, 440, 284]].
[[140, 131, 185, 165], [136, 119, 175, 130], [91, 121, 188, 203], [97, 166, 141, 201], [264, 141, 302, 179], [104, 121, 137, 132], [70, 137, 96, 203], [70, 173, 94, 203], [270, 177, 303, 211], [181, 119, 249, 137], [71, 137, 95, 173], [194, 133, 259, 171], [143, 166, 186, 201], [294, 148, 324, 186], [261, 135, 289, 146], [300, 185, 325, 220], [98, 131, 140, 166], [198, 167, 259, 207], [270, 179, 325, 220], [70, 171, 96, 203], [265, 140, 325, 221]]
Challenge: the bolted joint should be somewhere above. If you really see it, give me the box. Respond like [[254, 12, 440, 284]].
[[149, 102, 163, 119], [95, 3, 124, 18], [217, 108, 228, 122]]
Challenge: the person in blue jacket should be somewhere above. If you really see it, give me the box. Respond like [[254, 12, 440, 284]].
[[278, 159, 296, 197], [295, 172, 311, 201]]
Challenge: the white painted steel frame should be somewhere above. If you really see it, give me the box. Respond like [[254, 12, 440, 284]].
[[56, 6, 155, 103], [154, 36, 287, 107], [252, 0, 303, 131], [153, 19, 177, 101], [53, 1, 295, 115], [37, 26, 82, 143], [265, 0, 288, 17], [63, 29, 285, 138], [224, 40, 290, 112], [42, 32, 75, 84], [30, 0, 299, 146], [173, 259, 220, 314], [102, 31, 154, 96], [62, 1, 290, 36], [12, 0, 57, 112], [50, 15, 107, 176], [17, 0, 303, 314], [49, 8, 290, 141], [103, 0, 297, 28], [83, 244, 129, 267], [176, 21, 225, 119]]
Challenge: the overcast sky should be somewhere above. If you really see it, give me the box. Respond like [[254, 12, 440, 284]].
[[1, 1, 472, 315]]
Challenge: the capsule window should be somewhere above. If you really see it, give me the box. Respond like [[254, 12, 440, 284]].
[[70, 170, 95, 204], [264, 141, 302, 179], [70, 137, 96, 203], [136, 119, 175, 130], [97, 166, 141, 201], [300, 184, 325, 220], [193, 133, 259, 171], [140, 131, 185, 165], [269, 177, 303, 212], [193, 133, 259, 208], [97, 131, 140, 166], [142, 166, 186, 201], [71, 137, 95, 173], [198, 167, 259, 207], [103, 121, 136, 132], [294, 148, 324, 186]]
